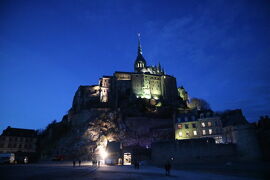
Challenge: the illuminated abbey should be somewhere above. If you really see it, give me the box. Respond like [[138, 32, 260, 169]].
[[40, 35, 261, 165], [72, 35, 183, 111]]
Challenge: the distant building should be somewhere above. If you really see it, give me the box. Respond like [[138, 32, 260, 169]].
[[175, 110, 224, 143], [256, 116, 270, 161], [0, 126, 37, 153]]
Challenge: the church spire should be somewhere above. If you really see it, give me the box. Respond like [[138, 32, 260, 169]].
[[134, 33, 147, 72], [137, 33, 142, 55], [158, 62, 161, 71]]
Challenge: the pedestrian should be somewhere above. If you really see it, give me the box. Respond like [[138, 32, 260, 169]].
[[164, 163, 167, 175], [97, 160, 100, 167], [134, 160, 137, 169], [73, 160, 76, 167], [137, 161, 140, 169], [164, 161, 172, 176], [79, 159, 81, 166], [167, 161, 171, 176]]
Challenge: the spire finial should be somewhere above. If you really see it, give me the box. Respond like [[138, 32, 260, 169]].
[[137, 33, 142, 55]]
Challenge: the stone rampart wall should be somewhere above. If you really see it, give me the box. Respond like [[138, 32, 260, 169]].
[[151, 140, 236, 165]]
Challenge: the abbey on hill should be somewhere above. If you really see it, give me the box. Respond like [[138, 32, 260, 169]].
[[36, 35, 264, 166], [72, 34, 186, 113]]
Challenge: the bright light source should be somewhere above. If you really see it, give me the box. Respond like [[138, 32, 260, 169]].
[[100, 148, 108, 159]]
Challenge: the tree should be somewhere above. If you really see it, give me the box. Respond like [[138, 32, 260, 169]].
[[187, 98, 211, 110]]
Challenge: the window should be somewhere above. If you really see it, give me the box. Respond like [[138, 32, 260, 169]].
[[209, 129, 213, 134], [177, 124, 182, 129], [192, 123, 196, 128], [200, 113, 204, 118], [186, 131, 190, 137], [184, 124, 189, 129], [193, 130, 197, 136], [201, 122, 206, 127], [179, 131, 182, 137], [214, 136, 223, 144], [202, 130, 206, 135], [208, 122, 212, 126]]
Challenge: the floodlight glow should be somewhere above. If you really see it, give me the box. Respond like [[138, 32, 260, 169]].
[[100, 148, 108, 159]]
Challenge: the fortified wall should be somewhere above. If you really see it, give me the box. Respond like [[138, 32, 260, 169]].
[[151, 139, 236, 165]]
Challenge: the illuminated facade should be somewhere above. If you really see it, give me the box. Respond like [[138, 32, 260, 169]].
[[72, 35, 179, 110], [175, 111, 224, 143]]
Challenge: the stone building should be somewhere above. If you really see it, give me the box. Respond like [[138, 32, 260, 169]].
[[71, 35, 179, 111], [0, 126, 37, 153], [223, 124, 262, 160], [256, 116, 270, 161], [175, 110, 224, 143]]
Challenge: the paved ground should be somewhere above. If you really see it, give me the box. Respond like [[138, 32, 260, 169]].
[[0, 162, 267, 180]]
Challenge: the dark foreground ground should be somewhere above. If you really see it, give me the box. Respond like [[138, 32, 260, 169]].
[[0, 161, 269, 180]]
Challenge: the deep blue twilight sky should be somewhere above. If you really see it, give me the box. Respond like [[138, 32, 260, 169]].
[[0, 0, 270, 132]]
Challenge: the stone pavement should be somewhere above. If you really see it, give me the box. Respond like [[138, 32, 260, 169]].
[[0, 162, 265, 180]]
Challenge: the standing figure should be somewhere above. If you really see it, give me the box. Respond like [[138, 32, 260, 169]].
[[73, 160, 76, 167], [164, 161, 171, 176]]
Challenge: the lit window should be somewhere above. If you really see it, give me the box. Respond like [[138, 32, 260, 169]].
[[186, 131, 189, 137], [179, 131, 182, 137], [208, 122, 212, 126], [192, 123, 196, 128], [202, 130, 206, 135], [177, 124, 182, 129], [193, 130, 197, 136], [184, 124, 189, 129], [214, 136, 223, 144], [209, 129, 213, 134], [201, 122, 206, 127]]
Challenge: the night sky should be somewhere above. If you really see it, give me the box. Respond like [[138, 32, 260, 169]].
[[1, 0, 270, 132]]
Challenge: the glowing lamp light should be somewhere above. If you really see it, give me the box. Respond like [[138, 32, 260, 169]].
[[100, 148, 108, 159]]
